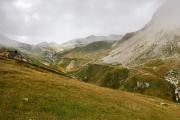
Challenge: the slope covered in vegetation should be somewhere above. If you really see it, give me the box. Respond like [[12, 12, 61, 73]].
[[0, 57, 180, 120], [71, 58, 180, 101]]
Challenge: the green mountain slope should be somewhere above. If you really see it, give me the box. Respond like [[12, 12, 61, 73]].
[[71, 63, 129, 89], [71, 58, 180, 101], [60, 41, 114, 61], [54, 41, 115, 72], [123, 58, 180, 100], [0, 57, 180, 120]]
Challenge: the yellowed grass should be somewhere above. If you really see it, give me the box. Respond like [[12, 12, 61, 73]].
[[0, 57, 180, 120]]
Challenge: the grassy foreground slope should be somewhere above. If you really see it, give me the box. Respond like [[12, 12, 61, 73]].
[[0, 57, 179, 120]]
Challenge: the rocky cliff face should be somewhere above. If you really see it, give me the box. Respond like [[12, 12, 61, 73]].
[[103, 0, 180, 66]]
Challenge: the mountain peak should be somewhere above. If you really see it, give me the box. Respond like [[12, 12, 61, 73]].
[[149, 0, 180, 31], [103, 0, 180, 66]]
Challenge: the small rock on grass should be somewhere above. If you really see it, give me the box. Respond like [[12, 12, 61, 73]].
[[22, 97, 29, 102]]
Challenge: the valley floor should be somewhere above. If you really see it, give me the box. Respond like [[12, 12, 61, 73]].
[[0, 57, 180, 120]]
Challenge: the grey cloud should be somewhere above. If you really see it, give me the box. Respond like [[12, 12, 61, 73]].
[[0, 0, 165, 44]]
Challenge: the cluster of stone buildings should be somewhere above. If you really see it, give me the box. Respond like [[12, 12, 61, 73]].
[[0, 50, 22, 60]]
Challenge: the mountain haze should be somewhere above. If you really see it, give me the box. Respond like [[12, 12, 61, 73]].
[[61, 35, 122, 50], [103, 0, 180, 66]]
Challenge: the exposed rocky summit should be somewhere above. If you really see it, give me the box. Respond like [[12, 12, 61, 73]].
[[103, 0, 180, 66]]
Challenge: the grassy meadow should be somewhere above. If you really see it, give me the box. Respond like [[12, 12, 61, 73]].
[[0, 57, 180, 120]]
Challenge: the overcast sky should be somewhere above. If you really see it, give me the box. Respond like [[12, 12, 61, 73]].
[[0, 0, 165, 44]]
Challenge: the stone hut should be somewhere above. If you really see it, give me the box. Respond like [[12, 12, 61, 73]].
[[8, 50, 22, 60]]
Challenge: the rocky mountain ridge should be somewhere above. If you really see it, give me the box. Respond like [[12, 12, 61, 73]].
[[103, 0, 180, 66], [61, 34, 123, 50]]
